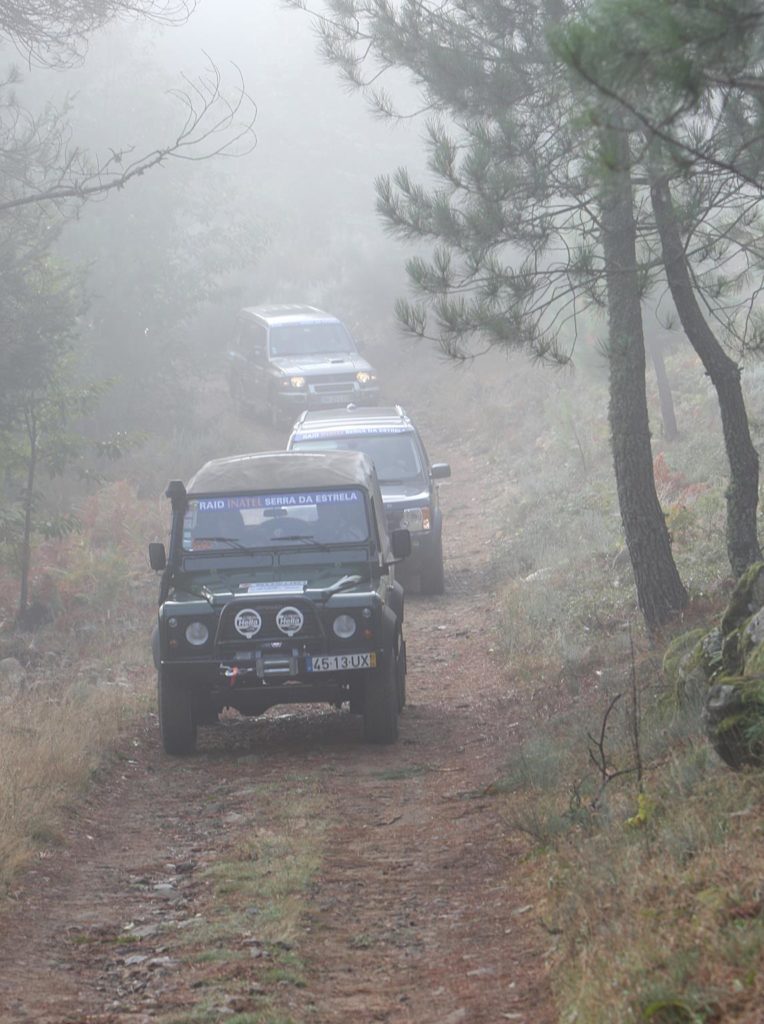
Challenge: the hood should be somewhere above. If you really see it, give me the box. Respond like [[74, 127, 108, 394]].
[[270, 353, 374, 376], [174, 563, 372, 604], [379, 483, 431, 509]]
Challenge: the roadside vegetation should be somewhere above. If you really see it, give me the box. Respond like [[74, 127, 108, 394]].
[[474, 348, 764, 1023]]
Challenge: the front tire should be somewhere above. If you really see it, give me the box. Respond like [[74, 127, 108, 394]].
[[420, 533, 445, 595], [396, 632, 407, 712], [363, 650, 399, 744], [158, 668, 197, 755]]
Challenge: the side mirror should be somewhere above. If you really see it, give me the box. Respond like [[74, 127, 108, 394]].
[[149, 543, 167, 571], [391, 529, 412, 560], [431, 463, 451, 479]]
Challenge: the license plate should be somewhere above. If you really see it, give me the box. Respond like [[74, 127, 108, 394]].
[[307, 652, 376, 672]]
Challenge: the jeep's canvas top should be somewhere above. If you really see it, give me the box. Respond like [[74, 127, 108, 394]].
[[186, 450, 377, 496]]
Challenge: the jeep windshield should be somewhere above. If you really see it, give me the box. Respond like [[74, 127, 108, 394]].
[[182, 487, 370, 553], [290, 434, 424, 484], [268, 321, 356, 357]]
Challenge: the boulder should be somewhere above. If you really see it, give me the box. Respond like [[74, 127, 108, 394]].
[[699, 562, 764, 768], [662, 628, 709, 708], [661, 563, 764, 768], [704, 678, 764, 770]]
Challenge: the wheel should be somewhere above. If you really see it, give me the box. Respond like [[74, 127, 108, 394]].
[[396, 632, 407, 712], [420, 533, 445, 595], [194, 695, 220, 726], [158, 668, 197, 755], [363, 648, 399, 744]]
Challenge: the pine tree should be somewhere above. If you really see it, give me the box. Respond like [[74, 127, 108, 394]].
[[298, 0, 689, 627]]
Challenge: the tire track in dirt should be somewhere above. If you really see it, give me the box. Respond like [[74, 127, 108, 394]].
[[0, 436, 556, 1024]]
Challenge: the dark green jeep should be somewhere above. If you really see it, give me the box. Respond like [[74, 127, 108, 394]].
[[149, 450, 411, 754]]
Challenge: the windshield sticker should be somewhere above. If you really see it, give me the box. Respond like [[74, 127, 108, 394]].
[[276, 606, 304, 636], [234, 608, 263, 639], [196, 491, 361, 511], [241, 581, 307, 594]]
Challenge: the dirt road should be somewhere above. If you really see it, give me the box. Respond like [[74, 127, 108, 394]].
[[0, 432, 555, 1024]]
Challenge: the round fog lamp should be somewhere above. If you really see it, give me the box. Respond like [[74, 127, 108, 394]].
[[333, 614, 357, 639], [185, 621, 209, 646]]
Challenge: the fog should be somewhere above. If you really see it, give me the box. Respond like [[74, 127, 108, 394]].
[[8, 3, 449, 431], [51, 1, 427, 309]]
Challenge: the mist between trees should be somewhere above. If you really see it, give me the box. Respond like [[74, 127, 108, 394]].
[[2, 0, 764, 630]]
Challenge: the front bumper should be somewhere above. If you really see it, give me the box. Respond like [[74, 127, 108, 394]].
[[276, 383, 380, 414], [159, 594, 385, 691]]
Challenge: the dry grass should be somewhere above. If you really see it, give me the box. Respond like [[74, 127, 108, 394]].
[[0, 481, 160, 888], [0, 677, 144, 887]]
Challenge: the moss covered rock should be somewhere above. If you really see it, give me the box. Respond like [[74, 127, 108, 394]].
[[662, 628, 710, 708], [661, 564, 764, 770], [704, 677, 764, 769], [699, 627, 723, 678], [720, 562, 764, 635]]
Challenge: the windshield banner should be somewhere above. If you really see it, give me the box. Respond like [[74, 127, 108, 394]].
[[196, 491, 361, 511]]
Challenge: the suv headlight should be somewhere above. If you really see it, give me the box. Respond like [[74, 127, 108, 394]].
[[185, 621, 210, 646], [355, 371, 376, 385], [401, 507, 431, 532], [333, 614, 357, 639], [281, 375, 307, 389]]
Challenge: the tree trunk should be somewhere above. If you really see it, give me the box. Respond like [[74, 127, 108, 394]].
[[600, 125, 688, 630], [649, 174, 762, 577], [18, 404, 37, 619], [645, 334, 679, 441]]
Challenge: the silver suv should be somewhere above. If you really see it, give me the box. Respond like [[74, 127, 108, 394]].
[[287, 406, 450, 594], [227, 305, 380, 425]]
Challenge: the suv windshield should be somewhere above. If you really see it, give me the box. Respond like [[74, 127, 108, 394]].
[[269, 322, 356, 357], [182, 488, 370, 552], [291, 434, 424, 484]]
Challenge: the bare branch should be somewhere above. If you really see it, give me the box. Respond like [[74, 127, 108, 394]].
[[0, 57, 256, 213], [0, 1, 197, 67]]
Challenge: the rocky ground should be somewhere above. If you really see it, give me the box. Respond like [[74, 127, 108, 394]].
[[0, 426, 557, 1023]]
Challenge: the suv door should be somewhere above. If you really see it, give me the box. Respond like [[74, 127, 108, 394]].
[[230, 317, 269, 404]]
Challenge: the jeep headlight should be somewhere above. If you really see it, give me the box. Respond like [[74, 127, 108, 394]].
[[355, 371, 376, 385], [281, 375, 306, 389], [333, 614, 357, 639], [401, 507, 431, 532], [185, 621, 209, 646]]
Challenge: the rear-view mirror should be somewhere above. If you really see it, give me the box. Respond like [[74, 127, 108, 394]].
[[149, 543, 167, 571], [431, 463, 451, 479]]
